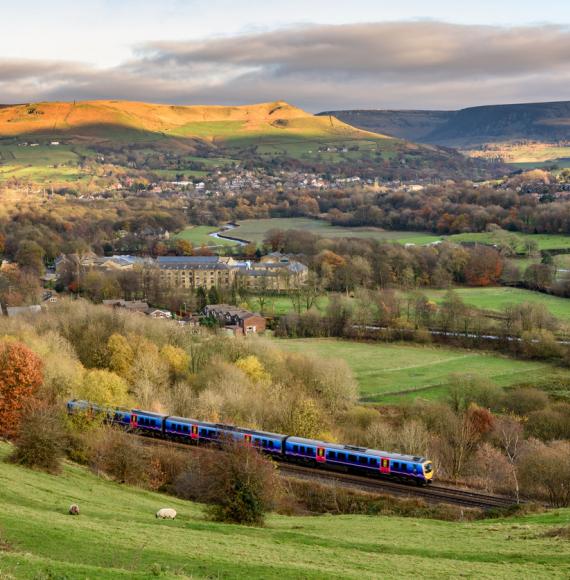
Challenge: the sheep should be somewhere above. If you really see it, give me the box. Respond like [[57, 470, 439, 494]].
[[155, 508, 177, 519], [69, 504, 80, 516]]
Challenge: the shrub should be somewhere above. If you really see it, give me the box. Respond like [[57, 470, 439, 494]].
[[9, 405, 65, 473], [87, 427, 147, 485], [174, 442, 278, 526], [501, 388, 549, 417]]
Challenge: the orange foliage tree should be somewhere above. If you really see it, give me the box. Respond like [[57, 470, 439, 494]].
[[0, 341, 44, 438]]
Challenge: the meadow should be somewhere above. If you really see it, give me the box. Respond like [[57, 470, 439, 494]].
[[0, 143, 88, 183], [275, 339, 566, 402], [230, 218, 443, 245], [420, 287, 570, 322], [1, 443, 569, 579], [447, 231, 570, 252], [173, 225, 237, 247]]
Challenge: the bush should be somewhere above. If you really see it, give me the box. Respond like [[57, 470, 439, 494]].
[[87, 427, 148, 485], [501, 388, 549, 416], [9, 405, 65, 473], [174, 442, 278, 526]]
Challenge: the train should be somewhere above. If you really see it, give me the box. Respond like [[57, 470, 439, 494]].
[[67, 399, 434, 485]]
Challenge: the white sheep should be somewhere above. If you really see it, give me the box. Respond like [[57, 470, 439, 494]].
[[156, 508, 177, 519]]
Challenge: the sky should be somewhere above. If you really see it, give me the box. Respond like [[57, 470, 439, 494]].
[[1, 0, 569, 110]]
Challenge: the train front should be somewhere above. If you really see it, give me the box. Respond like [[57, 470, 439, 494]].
[[422, 461, 434, 483]]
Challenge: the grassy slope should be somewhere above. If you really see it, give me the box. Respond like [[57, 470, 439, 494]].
[[421, 287, 570, 321], [275, 339, 566, 402], [0, 100, 393, 147], [1, 443, 569, 579]]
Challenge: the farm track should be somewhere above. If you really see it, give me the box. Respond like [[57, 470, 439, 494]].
[[136, 435, 518, 510]]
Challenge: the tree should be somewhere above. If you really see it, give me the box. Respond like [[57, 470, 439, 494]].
[[493, 416, 524, 502], [208, 286, 220, 306], [196, 287, 208, 311], [160, 345, 190, 381], [107, 333, 135, 379], [78, 369, 130, 406], [235, 356, 269, 383], [0, 341, 44, 438], [175, 239, 193, 256], [176, 442, 278, 526], [10, 404, 65, 473], [15, 240, 45, 276]]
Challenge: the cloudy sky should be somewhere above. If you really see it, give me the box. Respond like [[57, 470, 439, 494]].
[[1, 0, 569, 110]]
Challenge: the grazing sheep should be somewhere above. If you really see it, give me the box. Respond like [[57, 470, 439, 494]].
[[69, 504, 80, 516], [156, 508, 177, 519]]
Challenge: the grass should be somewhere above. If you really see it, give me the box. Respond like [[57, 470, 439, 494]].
[[231, 218, 442, 245], [173, 225, 237, 247], [447, 231, 570, 252], [275, 339, 567, 402], [420, 287, 570, 322], [246, 294, 330, 316], [1, 442, 569, 578]]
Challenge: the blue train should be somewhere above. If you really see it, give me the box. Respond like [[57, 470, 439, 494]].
[[67, 399, 434, 485]]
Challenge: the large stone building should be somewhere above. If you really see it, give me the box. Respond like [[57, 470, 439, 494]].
[[157, 254, 308, 291], [157, 256, 238, 290]]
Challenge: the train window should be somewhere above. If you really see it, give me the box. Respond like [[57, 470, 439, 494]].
[[200, 428, 207, 436], [370, 458, 378, 468], [328, 451, 336, 460], [392, 462, 400, 471], [268, 441, 274, 449], [183, 426, 189, 433], [300, 446, 306, 455], [337, 452, 346, 462], [262, 439, 268, 448], [293, 445, 299, 454], [348, 454, 357, 463], [307, 448, 315, 457], [359, 456, 368, 465]]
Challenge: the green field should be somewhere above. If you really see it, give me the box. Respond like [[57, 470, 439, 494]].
[[448, 231, 570, 252], [276, 339, 566, 402], [421, 287, 570, 322], [246, 294, 330, 316], [0, 143, 88, 183], [173, 225, 237, 247], [231, 218, 442, 245], [1, 443, 569, 579]]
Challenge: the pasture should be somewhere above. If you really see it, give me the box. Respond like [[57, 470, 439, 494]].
[[0, 143, 87, 183], [231, 218, 442, 245], [448, 231, 570, 252], [1, 443, 569, 579], [421, 287, 570, 322], [173, 225, 237, 247], [275, 339, 566, 402]]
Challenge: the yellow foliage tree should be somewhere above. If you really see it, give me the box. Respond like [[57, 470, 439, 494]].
[[286, 397, 324, 438], [78, 369, 130, 407], [160, 345, 190, 380], [107, 334, 134, 379], [235, 355, 269, 383]]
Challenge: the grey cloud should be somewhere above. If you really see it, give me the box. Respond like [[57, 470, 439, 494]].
[[1, 22, 570, 110]]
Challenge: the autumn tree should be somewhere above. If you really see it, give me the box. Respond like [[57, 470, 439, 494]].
[[77, 369, 130, 406], [0, 341, 44, 438], [107, 333, 135, 379]]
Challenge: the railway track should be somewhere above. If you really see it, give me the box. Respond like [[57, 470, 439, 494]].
[[137, 436, 518, 510]]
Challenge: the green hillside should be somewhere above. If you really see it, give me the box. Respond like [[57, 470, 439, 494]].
[[1, 443, 569, 579]]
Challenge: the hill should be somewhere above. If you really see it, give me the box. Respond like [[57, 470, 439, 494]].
[[1, 442, 569, 578], [0, 99, 494, 184], [320, 101, 570, 164], [0, 99, 389, 146]]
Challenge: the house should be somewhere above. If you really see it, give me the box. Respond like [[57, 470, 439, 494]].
[[102, 299, 149, 313], [147, 309, 173, 319], [236, 255, 308, 291], [5, 305, 42, 317], [203, 304, 266, 335]]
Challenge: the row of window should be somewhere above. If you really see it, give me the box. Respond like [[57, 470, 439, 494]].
[[137, 417, 158, 427], [291, 444, 316, 457], [254, 438, 277, 450], [327, 450, 379, 467], [170, 423, 190, 434]]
